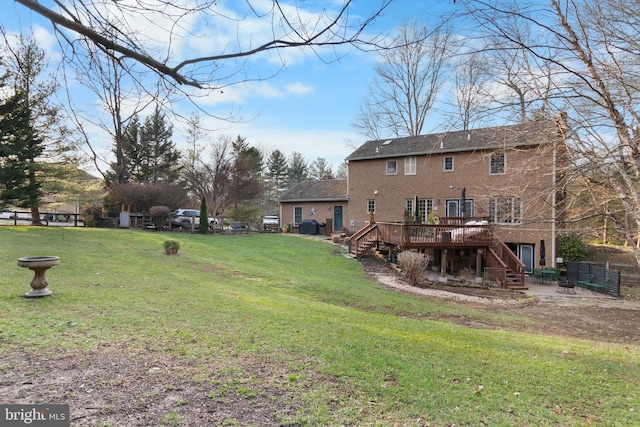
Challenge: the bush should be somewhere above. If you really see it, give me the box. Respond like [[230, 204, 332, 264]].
[[558, 233, 587, 262], [105, 182, 188, 213], [149, 205, 170, 228], [199, 197, 208, 234], [331, 234, 340, 244], [397, 251, 431, 286], [163, 240, 180, 255]]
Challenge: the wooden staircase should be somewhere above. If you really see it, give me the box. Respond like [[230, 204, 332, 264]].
[[350, 222, 378, 258], [487, 238, 527, 290]]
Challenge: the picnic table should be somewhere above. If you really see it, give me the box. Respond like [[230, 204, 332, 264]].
[[533, 268, 559, 285]]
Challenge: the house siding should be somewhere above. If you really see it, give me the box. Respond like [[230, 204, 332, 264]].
[[347, 126, 566, 266]]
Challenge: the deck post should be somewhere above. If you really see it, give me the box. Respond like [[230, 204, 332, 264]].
[[441, 249, 447, 277], [476, 249, 483, 277]]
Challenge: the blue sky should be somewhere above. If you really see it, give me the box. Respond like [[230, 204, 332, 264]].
[[3, 1, 459, 173]]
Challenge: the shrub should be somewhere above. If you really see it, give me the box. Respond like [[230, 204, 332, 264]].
[[149, 205, 170, 228], [105, 182, 187, 213], [344, 236, 351, 245], [558, 233, 587, 261], [198, 196, 208, 234], [163, 240, 180, 255], [331, 234, 340, 244], [397, 251, 431, 286]]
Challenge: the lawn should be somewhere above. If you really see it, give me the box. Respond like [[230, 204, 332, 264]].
[[1, 227, 638, 426]]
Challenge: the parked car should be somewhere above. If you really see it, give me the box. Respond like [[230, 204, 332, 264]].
[[170, 209, 218, 229]]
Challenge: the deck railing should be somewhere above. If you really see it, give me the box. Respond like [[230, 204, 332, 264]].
[[489, 237, 526, 286], [373, 221, 493, 248]]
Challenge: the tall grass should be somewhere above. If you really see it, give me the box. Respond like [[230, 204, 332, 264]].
[[1, 227, 638, 425]]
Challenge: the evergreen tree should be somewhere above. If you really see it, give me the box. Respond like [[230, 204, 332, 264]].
[[309, 157, 334, 180], [138, 106, 181, 183], [0, 35, 63, 224], [0, 89, 43, 211], [199, 196, 208, 234], [231, 140, 263, 206], [287, 151, 308, 186], [266, 149, 288, 196], [107, 107, 181, 184]]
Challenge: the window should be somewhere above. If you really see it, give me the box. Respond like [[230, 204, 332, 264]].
[[404, 156, 416, 175], [366, 199, 376, 215], [386, 160, 397, 175], [490, 151, 505, 174], [488, 197, 522, 224], [443, 156, 454, 171], [294, 206, 303, 225]]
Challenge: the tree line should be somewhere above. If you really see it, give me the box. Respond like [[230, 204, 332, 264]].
[[0, 36, 344, 222]]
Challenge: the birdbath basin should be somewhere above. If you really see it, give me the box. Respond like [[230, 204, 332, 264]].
[[18, 256, 60, 297]]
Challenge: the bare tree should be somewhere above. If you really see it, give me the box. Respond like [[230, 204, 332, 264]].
[[353, 22, 453, 139], [15, 0, 394, 90], [449, 52, 491, 130], [181, 135, 234, 216], [462, 0, 640, 266]]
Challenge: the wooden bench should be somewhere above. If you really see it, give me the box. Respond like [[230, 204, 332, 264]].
[[577, 274, 608, 294]]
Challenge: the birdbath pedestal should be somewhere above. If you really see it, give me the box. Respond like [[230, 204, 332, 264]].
[[18, 256, 60, 297]]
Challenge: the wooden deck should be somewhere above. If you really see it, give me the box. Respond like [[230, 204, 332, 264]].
[[350, 220, 527, 290], [374, 222, 493, 249]]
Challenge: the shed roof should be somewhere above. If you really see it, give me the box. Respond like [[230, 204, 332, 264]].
[[346, 120, 561, 161], [279, 180, 347, 202]]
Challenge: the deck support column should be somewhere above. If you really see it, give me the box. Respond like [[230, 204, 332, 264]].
[[440, 249, 447, 277], [476, 249, 483, 277]]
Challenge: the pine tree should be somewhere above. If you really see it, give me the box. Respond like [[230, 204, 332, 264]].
[[138, 106, 181, 183], [266, 149, 288, 196], [0, 89, 44, 211], [199, 196, 208, 234], [287, 151, 308, 186]]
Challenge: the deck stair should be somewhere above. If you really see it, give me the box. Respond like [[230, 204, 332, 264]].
[[350, 222, 378, 259], [487, 238, 527, 290], [349, 220, 527, 290]]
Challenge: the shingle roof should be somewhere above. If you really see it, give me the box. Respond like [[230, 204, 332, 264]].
[[279, 180, 347, 202], [346, 120, 561, 161]]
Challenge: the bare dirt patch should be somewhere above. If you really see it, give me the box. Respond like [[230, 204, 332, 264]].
[[0, 342, 320, 426]]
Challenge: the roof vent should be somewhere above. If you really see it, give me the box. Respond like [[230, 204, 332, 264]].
[[439, 141, 444, 149], [375, 147, 379, 153], [467, 133, 471, 141], [382, 139, 393, 146]]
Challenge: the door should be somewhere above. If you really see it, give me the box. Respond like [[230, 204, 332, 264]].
[[519, 244, 534, 274], [333, 205, 343, 231], [446, 199, 460, 217]]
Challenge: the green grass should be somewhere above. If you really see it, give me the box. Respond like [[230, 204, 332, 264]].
[[1, 227, 639, 425]]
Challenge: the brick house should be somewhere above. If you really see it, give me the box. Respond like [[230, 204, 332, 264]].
[[345, 119, 568, 282], [279, 179, 348, 233]]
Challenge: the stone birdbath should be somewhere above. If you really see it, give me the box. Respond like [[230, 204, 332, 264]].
[[18, 256, 60, 297]]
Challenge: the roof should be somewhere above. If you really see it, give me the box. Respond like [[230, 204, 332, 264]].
[[279, 180, 347, 202], [346, 120, 561, 162]]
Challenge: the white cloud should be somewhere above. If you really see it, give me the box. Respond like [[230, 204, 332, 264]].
[[286, 82, 314, 96]]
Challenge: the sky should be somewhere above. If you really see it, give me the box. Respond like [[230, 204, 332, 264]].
[[2, 1, 460, 174]]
